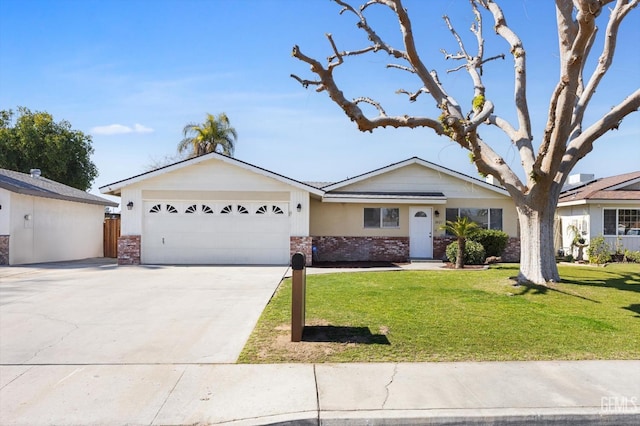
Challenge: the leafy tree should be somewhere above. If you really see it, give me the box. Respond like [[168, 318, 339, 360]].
[[441, 216, 480, 269], [178, 112, 238, 157], [0, 107, 98, 191], [291, 0, 639, 285]]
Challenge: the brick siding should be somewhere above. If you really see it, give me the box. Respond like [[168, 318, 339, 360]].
[[312, 236, 409, 263], [0, 235, 9, 265], [118, 235, 141, 265], [290, 236, 313, 266], [503, 237, 521, 262]]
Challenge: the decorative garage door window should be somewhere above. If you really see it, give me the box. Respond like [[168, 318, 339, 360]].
[[145, 201, 288, 216], [147, 203, 178, 214]]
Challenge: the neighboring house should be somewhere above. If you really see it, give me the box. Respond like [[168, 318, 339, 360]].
[[557, 171, 640, 258], [100, 153, 520, 266], [0, 169, 118, 265]]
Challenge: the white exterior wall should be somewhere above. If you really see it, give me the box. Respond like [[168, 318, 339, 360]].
[[0, 188, 10, 235], [289, 191, 310, 237], [8, 193, 104, 265], [557, 203, 640, 254], [118, 158, 311, 238]]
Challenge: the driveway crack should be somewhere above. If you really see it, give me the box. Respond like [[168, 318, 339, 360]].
[[382, 363, 398, 409], [22, 313, 79, 363], [150, 365, 187, 426]]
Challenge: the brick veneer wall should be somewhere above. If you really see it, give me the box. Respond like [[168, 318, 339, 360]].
[[118, 235, 141, 265], [312, 236, 409, 263], [433, 236, 456, 261], [503, 237, 521, 262], [0, 235, 9, 265], [433, 236, 521, 262], [290, 236, 313, 266]]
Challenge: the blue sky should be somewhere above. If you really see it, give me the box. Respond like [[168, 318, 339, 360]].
[[1, 0, 638, 200]]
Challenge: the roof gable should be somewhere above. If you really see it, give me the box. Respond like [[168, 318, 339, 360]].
[[0, 169, 118, 207], [323, 157, 509, 198], [100, 152, 324, 196]]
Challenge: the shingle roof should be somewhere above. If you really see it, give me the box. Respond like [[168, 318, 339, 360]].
[[558, 171, 640, 203], [0, 169, 118, 207]]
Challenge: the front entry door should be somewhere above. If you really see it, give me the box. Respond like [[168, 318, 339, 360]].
[[409, 207, 433, 259]]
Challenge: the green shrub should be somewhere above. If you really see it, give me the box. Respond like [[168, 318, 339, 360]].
[[470, 229, 509, 257], [624, 250, 640, 263], [446, 240, 486, 265], [587, 235, 611, 265]]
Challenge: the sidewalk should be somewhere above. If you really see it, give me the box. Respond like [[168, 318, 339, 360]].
[[1, 360, 638, 425]]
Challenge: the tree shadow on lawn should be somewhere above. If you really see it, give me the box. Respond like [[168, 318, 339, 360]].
[[302, 325, 390, 345], [560, 270, 640, 295], [513, 281, 600, 303], [623, 304, 640, 319]]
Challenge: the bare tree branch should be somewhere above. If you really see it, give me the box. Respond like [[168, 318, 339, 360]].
[[571, 0, 639, 138], [477, 0, 534, 176], [562, 87, 640, 174], [396, 88, 428, 102]]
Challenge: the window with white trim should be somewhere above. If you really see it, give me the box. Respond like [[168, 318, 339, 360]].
[[604, 208, 640, 235], [364, 208, 399, 228], [445, 208, 503, 234]]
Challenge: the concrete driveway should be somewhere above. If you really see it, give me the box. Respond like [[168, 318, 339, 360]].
[[0, 259, 287, 364]]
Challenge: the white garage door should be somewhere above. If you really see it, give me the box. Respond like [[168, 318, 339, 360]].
[[142, 201, 290, 264]]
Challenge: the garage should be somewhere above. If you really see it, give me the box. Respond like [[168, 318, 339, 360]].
[[99, 152, 321, 266], [142, 200, 290, 264]]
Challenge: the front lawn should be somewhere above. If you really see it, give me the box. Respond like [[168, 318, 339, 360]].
[[238, 263, 640, 363]]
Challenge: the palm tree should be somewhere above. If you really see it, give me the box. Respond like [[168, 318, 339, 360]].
[[440, 216, 480, 269], [178, 112, 238, 157]]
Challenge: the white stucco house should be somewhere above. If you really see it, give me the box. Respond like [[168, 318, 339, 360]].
[[100, 153, 521, 266], [557, 171, 640, 258], [0, 169, 118, 265]]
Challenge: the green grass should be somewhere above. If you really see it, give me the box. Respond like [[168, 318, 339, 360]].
[[238, 263, 640, 363]]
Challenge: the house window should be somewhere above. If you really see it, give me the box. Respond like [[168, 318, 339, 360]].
[[364, 208, 399, 228], [604, 208, 640, 235], [149, 204, 161, 213], [166, 204, 178, 214], [272, 205, 284, 215], [221, 205, 233, 214], [445, 208, 503, 234], [185, 204, 197, 214], [256, 205, 268, 214], [237, 205, 249, 214], [202, 205, 214, 214]]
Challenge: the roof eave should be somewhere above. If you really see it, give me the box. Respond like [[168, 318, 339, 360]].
[[99, 152, 324, 197], [322, 157, 509, 196]]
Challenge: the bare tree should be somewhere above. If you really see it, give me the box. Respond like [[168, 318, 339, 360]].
[[291, 0, 639, 285]]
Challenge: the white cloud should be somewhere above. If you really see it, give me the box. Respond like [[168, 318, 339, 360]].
[[133, 123, 154, 133], [91, 123, 155, 135]]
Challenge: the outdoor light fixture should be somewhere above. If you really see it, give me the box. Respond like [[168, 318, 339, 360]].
[[434, 210, 440, 217], [297, 203, 302, 212], [24, 214, 31, 220], [126, 201, 134, 210]]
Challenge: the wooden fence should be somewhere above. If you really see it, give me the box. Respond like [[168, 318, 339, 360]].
[[103, 217, 121, 258]]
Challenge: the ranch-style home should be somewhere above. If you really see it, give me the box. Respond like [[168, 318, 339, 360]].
[[0, 168, 118, 265], [100, 152, 521, 266], [557, 171, 640, 258]]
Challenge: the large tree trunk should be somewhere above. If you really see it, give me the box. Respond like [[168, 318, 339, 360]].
[[515, 196, 560, 285]]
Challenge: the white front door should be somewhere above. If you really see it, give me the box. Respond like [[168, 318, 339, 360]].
[[409, 207, 433, 259]]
